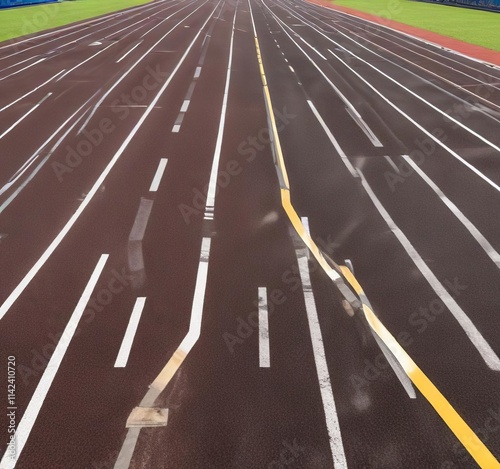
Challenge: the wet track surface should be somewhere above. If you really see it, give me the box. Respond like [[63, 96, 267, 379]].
[[0, 0, 500, 468]]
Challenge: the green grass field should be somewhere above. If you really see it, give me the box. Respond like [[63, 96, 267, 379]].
[[333, 0, 500, 51], [0, 0, 153, 43]]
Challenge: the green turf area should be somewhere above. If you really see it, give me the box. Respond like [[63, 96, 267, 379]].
[[0, 0, 153, 43], [332, 0, 500, 51]]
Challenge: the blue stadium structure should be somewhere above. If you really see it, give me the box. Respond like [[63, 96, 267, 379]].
[[421, 0, 500, 12], [0, 0, 58, 8]]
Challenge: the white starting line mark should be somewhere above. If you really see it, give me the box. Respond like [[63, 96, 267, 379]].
[[114, 297, 147, 368]]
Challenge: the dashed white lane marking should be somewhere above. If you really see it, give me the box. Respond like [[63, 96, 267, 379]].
[[0, 254, 109, 468], [288, 65, 295, 73], [296, 254, 348, 469], [114, 297, 147, 368], [180, 99, 190, 113], [116, 40, 143, 63], [0, 92, 51, 140], [258, 287, 270, 368], [149, 158, 168, 192], [401, 155, 500, 268], [194, 66, 202, 78], [172, 124, 181, 133], [307, 100, 358, 177], [358, 168, 500, 371]]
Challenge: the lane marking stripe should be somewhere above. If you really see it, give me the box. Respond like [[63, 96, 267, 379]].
[[114, 297, 147, 368], [0, 254, 109, 469], [297, 255, 348, 468], [357, 169, 500, 371], [258, 287, 270, 368], [149, 158, 168, 192], [401, 155, 500, 269]]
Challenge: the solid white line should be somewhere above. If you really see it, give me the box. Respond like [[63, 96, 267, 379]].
[[172, 124, 181, 133], [327, 39, 500, 155], [307, 100, 358, 177], [0, 69, 64, 114], [296, 254, 348, 468], [116, 41, 143, 63], [205, 11, 237, 211], [0, 93, 97, 205], [258, 287, 270, 368], [358, 169, 500, 371], [0, 58, 46, 81], [0, 254, 108, 469], [0, 3, 217, 323], [401, 155, 500, 268], [328, 50, 500, 194], [57, 42, 116, 81], [0, 93, 51, 140], [149, 158, 168, 192], [180, 99, 190, 113], [383, 155, 400, 174], [114, 297, 147, 368]]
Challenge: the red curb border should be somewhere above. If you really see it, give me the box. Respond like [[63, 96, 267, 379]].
[[307, 0, 500, 67]]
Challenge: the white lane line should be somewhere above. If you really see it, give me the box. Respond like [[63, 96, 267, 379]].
[[180, 99, 190, 113], [358, 169, 500, 371], [57, 42, 117, 81], [0, 2, 217, 323], [0, 254, 108, 469], [0, 92, 98, 207], [77, 0, 207, 135], [0, 58, 46, 81], [116, 40, 143, 63], [172, 124, 181, 133], [344, 105, 383, 148], [296, 254, 348, 469], [0, 69, 64, 114], [401, 155, 500, 268], [0, 93, 51, 140], [307, 100, 358, 177], [327, 39, 500, 155], [115, 297, 147, 368], [258, 287, 270, 368], [288, 65, 295, 73], [328, 50, 500, 194], [383, 155, 400, 174], [194, 66, 202, 78], [149, 158, 168, 192], [205, 11, 237, 215]]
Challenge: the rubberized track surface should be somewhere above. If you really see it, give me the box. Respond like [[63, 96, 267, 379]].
[[0, 0, 500, 468]]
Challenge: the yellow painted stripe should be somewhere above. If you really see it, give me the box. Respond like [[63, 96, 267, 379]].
[[252, 25, 500, 469]]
